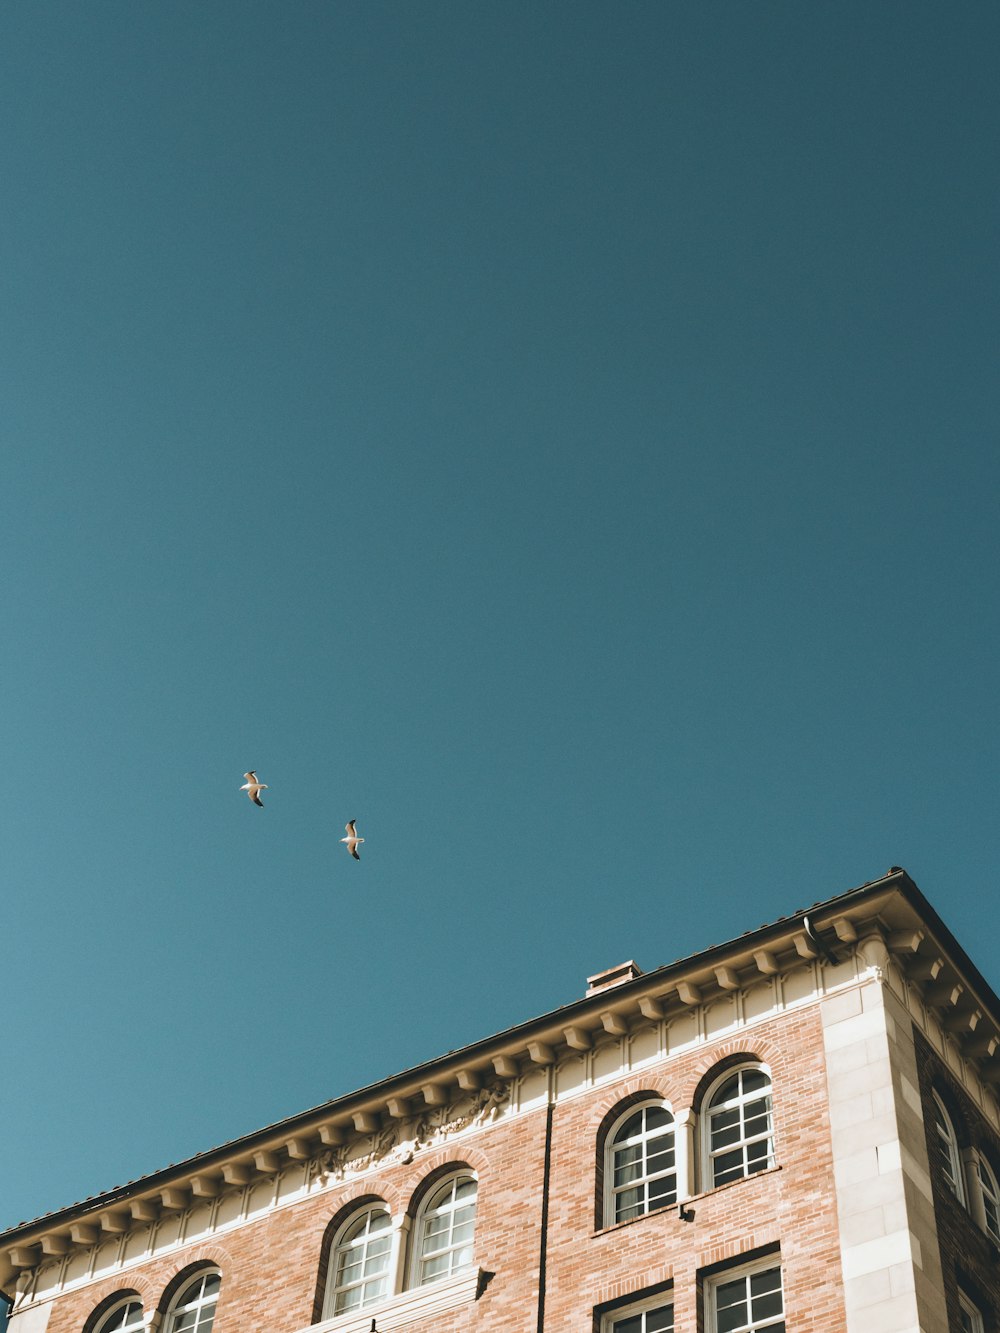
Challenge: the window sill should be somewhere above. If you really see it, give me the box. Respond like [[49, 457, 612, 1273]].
[[593, 1165, 783, 1237], [303, 1267, 486, 1333]]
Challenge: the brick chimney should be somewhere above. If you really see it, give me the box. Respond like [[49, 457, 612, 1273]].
[[586, 960, 643, 997]]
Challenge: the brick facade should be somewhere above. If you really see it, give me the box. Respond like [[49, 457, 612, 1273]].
[[4, 874, 998, 1333], [35, 1007, 846, 1333]]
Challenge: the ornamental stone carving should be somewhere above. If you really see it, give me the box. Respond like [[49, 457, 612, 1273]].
[[310, 1082, 509, 1185]]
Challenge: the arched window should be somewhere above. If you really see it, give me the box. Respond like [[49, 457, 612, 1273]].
[[606, 1102, 677, 1224], [164, 1270, 220, 1333], [973, 1153, 1000, 1244], [322, 1203, 393, 1317], [413, 1173, 477, 1286], [705, 1066, 774, 1188], [94, 1298, 145, 1333], [931, 1091, 965, 1203]]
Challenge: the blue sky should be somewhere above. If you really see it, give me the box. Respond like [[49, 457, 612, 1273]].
[[1, 2, 998, 1232]]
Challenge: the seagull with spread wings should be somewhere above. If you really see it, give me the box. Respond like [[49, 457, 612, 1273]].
[[341, 820, 364, 859], [240, 771, 268, 807]]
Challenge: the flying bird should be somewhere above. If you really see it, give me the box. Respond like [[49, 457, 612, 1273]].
[[341, 820, 364, 859], [241, 771, 268, 807]]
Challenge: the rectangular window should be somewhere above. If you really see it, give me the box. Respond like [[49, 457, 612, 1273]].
[[958, 1292, 984, 1333], [706, 1261, 784, 1333]]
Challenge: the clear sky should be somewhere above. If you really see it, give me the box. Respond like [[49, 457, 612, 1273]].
[[1, 1, 998, 1233]]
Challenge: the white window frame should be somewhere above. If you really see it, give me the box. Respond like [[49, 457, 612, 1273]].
[[958, 1290, 985, 1333], [972, 1151, 1000, 1245], [705, 1257, 784, 1333], [702, 1064, 775, 1190], [322, 1202, 394, 1318], [164, 1270, 221, 1333], [599, 1288, 675, 1332], [604, 1100, 677, 1226], [94, 1298, 145, 1333], [410, 1172, 478, 1288], [931, 1091, 966, 1204]]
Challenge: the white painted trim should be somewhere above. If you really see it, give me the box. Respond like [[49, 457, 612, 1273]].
[[301, 1266, 482, 1333], [94, 1296, 145, 1332], [602, 1101, 677, 1227], [407, 1172, 478, 1290], [930, 1090, 966, 1205], [162, 1269, 219, 1333], [26, 956, 956, 1317], [958, 1289, 985, 1333], [600, 1287, 675, 1331], [704, 1256, 784, 1333], [699, 1063, 774, 1193], [320, 1203, 393, 1321]]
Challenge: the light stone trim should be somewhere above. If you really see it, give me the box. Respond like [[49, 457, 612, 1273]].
[[822, 973, 949, 1333], [9, 950, 860, 1315], [301, 1266, 483, 1333], [12, 928, 999, 1318]]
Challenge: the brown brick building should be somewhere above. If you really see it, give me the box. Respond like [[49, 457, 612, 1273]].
[[2, 869, 999, 1333]]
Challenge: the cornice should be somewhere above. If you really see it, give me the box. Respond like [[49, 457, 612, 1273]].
[[3, 869, 997, 1304]]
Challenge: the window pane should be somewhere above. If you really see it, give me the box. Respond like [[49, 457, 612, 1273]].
[[717, 1302, 747, 1333], [712, 1107, 741, 1135], [647, 1304, 674, 1331], [714, 1075, 741, 1103], [713, 1149, 744, 1184], [618, 1111, 645, 1141], [421, 1252, 450, 1280], [649, 1175, 676, 1205], [715, 1276, 748, 1333], [610, 1304, 673, 1333], [338, 1257, 363, 1284], [741, 1069, 768, 1094], [335, 1286, 361, 1314], [647, 1143, 676, 1171], [751, 1288, 783, 1320], [747, 1139, 771, 1170], [362, 1277, 387, 1302], [750, 1268, 781, 1297], [615, 1146, 644, 1185], [744, 1102, 771, 1130], [101, 1305, 145, 1333], [644, 1106, 673, 1131]]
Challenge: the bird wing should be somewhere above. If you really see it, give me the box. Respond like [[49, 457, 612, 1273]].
[[251, 791, 264, 807], [245, 771, 256, 780], [350, 844, 361, 860], [345, 820, 357, 836]]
